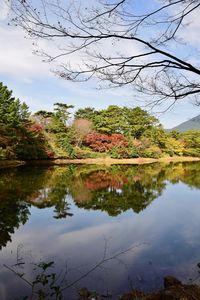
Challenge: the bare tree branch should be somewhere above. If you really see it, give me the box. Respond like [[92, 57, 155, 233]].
[[9, 0, 200, 107]]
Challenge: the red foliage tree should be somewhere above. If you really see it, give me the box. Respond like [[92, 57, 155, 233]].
[[83, 132, 128, 152], [29, 123, 43, 134]]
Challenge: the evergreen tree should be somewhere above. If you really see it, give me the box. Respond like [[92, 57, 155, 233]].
[[74, 107, 96, 121], [0, 82, 29, 129]]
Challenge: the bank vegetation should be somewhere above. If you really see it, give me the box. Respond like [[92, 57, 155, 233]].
[[1, 82, 200, 162]]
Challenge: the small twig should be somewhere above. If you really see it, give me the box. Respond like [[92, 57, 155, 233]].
[[3, 264, 33, 288], [60, 242, 146, 292]]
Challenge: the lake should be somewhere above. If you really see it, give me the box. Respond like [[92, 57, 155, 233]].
[[0, 162, 200, 299]]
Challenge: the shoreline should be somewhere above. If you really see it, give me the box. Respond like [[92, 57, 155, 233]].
[[0, 160, 26, 169], [0, 156, 200, 169], [53, 156, 200, 165]]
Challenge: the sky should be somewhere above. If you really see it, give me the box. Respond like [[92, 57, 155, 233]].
[[0, 1, 200, 129]]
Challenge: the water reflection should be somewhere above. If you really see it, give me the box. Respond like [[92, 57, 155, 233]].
[[1, 162, 200, 298], [1, 162, 200, 250]]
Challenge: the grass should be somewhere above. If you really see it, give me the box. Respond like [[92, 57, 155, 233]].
[[52, 156, 200, 165], [1, 156, 200, 169]]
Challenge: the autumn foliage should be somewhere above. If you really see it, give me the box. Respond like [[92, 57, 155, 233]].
[[83, 132, 128, 152], [1, 81, 200, 160], [29, 123, 44, 134]]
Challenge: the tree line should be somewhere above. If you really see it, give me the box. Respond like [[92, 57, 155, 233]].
[[0, 82, 200, 160]]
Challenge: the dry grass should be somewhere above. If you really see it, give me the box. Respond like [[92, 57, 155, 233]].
[[53, 156, 200, 165], [1, 156, 200, 169]]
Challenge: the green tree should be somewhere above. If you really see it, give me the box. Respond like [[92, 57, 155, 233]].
[[0, 82, 29, 129], [74, 107, 96, 121], [92, 106, 159, 138], [0, 83, 53, 159], [124, 107, 159, 139], [143, 126, 168, 149], [54, 103, 74, 126], [48, 103, 74, 133], [0, 83, 31, 158], [181, 130, 200, 156], [169, 130, 181, 139], [93, 105, 127, 134]]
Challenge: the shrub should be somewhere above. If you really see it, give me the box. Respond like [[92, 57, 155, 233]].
[[45, 149, 55, 158], [56, 133, 76, 158], [29, 123, 43, 134], [132, 139, 146, 155], [109, 147, 122, 159], [183, 148, 200, 157], [83, 132, 128, 152], [142, 145, 162, 158], [74, 147, 102, 159], [109, 145, 139, 158], [126, 144, 139, 158], [0, 147, 15, 160], [164, 137, 184, 156]]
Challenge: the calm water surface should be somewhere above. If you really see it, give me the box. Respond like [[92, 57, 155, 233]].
[[0, 162, 200, 299]]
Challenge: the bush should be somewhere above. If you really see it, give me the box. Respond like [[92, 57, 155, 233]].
[[109, 145, 139, 159], [142, 145, 162, 158], [56, 133, 76, 158], [109, 147, 122, 158], [0, 147, 15, 160], [164, 149, 174, 157], [127, 145, 139, 158], [74, 147, 102, 159], [29, 123, 43, 134], [15, 141, 49, 159], [183, 148, 200, 157], [83, 132, 128, 152], [164, 137, 184, 156], [132, 139, 146, 156]]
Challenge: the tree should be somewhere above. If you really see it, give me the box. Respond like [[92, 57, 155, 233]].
[[83, 132, 128, 152], [0, 82, 29, 129], [54, 103, 74, 126], [74, 107, 96, 121], [10, 0, 200, 107], [123, 107, 159, 138], [0, 82, 30, 157], [93, 105, 127, 134], [73, 118, 93, 146], [33, 110, 54, 128], [181, 130, 200, 156], [0, 83, 54, 159], [83, 105, 159, 138], [48, 103, 74, 133]]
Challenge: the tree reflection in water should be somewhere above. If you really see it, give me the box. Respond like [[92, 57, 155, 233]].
[[0, 162, 200, 250]]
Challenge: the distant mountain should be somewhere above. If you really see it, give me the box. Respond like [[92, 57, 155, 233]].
[[170, 114, 200, 132]]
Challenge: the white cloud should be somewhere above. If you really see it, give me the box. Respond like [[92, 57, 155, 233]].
[[0, 1, 10, 21], [0, 3, 198, 127], [0, 25, 53, 81], [179, 10, 200, 51]]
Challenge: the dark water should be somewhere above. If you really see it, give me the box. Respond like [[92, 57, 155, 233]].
[[1, 162, 200, 299]]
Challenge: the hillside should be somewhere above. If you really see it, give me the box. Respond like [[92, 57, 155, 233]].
[[171, 115, 200, 132]]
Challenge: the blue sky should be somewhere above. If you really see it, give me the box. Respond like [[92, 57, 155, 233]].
[[0, 1, 199, 129]]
